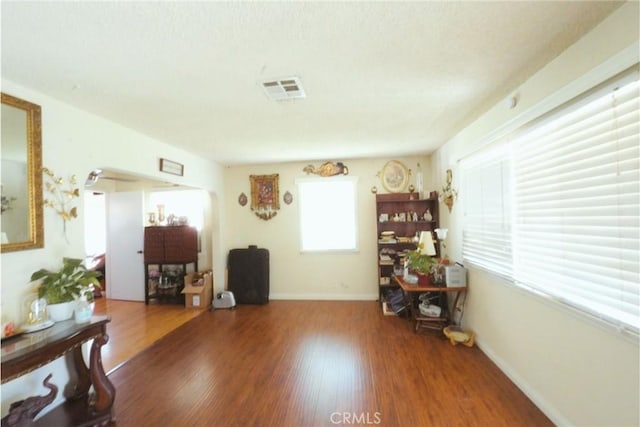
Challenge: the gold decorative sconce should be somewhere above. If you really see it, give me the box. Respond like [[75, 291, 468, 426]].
[[440, 168, 458, 212], [250, 174, 280, 220]]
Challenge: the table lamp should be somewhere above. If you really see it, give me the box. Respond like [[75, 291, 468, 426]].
[[418, 231, 437, 256]]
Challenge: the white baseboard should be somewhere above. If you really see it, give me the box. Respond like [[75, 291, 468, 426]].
[[475, 337, 570, 426], [270, 293, 378, 301]]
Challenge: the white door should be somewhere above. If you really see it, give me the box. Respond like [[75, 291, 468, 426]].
[[106, 191, 145, 301]]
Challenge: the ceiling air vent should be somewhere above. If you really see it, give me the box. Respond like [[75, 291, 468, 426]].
[[261, 77, 306, 101]]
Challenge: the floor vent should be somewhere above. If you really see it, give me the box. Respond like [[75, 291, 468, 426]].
[[261, 77, 306, 101]]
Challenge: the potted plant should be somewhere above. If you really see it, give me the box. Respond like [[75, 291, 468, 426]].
[[405, 244, 436, 286], [31, 257, 102, 322]]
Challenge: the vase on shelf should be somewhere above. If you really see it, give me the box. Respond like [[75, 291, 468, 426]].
[[423, 209, 432, 222], [157, 204, 166, 225], [416, 163, 424, 199]]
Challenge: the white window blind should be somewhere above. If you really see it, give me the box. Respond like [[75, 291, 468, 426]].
[[513, 76, 639, 331], [461, 146, 513, 278]]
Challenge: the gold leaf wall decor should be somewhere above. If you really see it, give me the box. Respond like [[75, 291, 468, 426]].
[[43, 167, 80, 239]]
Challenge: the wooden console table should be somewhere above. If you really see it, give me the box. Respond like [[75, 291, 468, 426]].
[[393, 275, 466, 333], [1, 316, 115, 426]]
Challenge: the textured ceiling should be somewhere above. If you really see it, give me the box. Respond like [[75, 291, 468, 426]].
[[1, 1, 622, 166]]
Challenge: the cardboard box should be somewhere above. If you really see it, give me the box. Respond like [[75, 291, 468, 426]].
[[182, 271, 213, 308]]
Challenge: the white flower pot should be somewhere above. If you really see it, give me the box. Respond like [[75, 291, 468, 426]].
[[47, 301, 75, 322]]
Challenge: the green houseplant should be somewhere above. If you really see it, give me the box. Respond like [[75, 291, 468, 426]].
[[31, 257, 102, 321], [405, 242, 436, 285]]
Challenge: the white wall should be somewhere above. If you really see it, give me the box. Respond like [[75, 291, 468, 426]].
[[0, 80, 226, 417], [222, 157, 431, 299], [431, 3, 639, 426]]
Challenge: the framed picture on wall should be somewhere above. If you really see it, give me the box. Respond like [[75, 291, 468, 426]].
[[159, 158, 184, 176], [380, 160, 409, 193], [250, 174, 280, 220]]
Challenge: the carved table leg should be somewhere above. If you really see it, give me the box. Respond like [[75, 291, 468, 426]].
[[69, 345, 92, 400], [89, 332, 116, 417]]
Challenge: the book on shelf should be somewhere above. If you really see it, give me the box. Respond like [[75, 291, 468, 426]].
[[379, 254, 394, 265], [378, 239, 397, 244]]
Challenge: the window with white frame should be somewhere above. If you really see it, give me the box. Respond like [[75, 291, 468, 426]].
[[297, 177, 358, 252], [461, 144, 512, 278], [461, 67, 640, 333]]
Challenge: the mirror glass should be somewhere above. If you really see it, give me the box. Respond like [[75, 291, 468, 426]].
[[1, 93, 43, 252]]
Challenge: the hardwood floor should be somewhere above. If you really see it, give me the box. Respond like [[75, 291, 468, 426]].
[[92, 298, 206, 373], [104, 300, 552, 427]]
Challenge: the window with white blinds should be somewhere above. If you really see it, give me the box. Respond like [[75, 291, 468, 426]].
[[461, 146, 512, 278], [513, 75, 639, 332], [461, 68, 639, 333]]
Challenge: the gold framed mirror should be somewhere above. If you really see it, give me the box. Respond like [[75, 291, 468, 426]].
[[1, 93, 44, 252]]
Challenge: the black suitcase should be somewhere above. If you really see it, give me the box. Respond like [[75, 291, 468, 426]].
[[228, 245, 270, 304]]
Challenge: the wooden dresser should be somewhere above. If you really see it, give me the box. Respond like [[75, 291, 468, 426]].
[[143, 226, 198, 305]]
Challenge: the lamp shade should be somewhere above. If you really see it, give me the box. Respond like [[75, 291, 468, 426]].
[[434, 228, 448, 241], [418, 231, 436, 256]]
